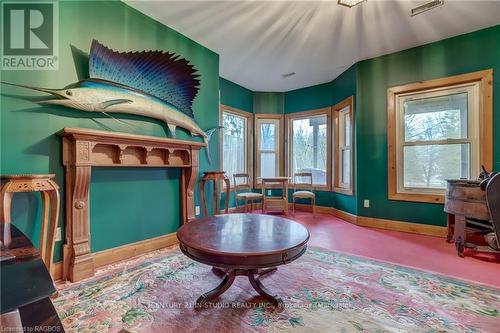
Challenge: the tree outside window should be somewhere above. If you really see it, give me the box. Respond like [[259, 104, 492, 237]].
[[222, 112, 247, 181], [291, 115, 327, 185]]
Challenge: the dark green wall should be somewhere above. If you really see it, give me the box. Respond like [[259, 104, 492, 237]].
[[285, 81, 332, 113], [356, 25, 500, 226], [284, 65, 358, 214], [253, 92, 284, 114], [219, 77, 253, 113], [0, 1, 219, 261]]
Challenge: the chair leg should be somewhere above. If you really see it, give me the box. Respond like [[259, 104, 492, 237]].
[[293, 198, 295, 215]]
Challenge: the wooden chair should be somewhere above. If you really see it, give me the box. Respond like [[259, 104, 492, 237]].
[[292, 172, 316, 216], [233, 173, 263, 213]]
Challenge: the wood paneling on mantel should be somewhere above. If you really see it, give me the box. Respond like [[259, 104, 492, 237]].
[[58, 127, 206, 282]]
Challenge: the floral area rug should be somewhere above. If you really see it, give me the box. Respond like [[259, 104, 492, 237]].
[[53, 246, 500, 333]]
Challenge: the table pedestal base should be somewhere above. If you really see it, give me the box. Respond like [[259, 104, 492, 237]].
[[196, 268, 282, 308]]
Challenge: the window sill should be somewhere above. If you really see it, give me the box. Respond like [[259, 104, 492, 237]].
[[388, 192, 444, 204], [333, 187, 354, 196], [255, 183, 285, 189]]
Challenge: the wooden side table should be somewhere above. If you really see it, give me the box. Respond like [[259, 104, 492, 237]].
[[0, 174, 60, 276], [259, 177, 290, 215], [199, 171, 230, 217]]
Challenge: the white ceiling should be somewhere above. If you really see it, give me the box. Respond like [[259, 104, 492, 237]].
[[125, 0, 500, 92]]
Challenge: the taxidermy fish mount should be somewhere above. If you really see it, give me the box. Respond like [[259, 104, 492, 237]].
[[1, 39, 218, 163]]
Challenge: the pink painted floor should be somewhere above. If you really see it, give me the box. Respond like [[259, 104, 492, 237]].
[[265, 211, 500, 287]]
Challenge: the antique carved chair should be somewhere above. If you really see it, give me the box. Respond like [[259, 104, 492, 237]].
[[292, 172, 316, 216], [233, 173, 263, 213]]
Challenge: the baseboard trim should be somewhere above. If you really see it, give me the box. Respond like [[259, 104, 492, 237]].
[[292, 203, 358, 224], [93, 232, 179, 267], [53, 232, 178, 281], [355, 216, 447, 237]]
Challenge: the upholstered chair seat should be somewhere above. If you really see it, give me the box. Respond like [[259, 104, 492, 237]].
[[292, 190, 315, 198], [236, 192, 263, 199]]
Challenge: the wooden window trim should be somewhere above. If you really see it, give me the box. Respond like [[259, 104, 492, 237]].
[[219, 104, 253, 190], [285, 107, 332, 191], [332, 96, 355, 195], [254, 114, 284, 189], [387, 69, 493, 204]]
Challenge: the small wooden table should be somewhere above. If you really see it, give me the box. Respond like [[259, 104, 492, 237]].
[[259, 177, 290, 215], [0, 174, 60, 277], [177, 214, 309, 307], [199, 171, 230, 216]]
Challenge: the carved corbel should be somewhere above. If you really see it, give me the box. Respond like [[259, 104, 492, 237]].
[[117, 145, 128, 163]]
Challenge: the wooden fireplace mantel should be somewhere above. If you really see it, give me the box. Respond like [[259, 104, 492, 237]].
[[58, 127, 206, 282]]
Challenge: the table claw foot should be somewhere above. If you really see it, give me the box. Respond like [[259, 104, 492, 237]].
[[196, 271, 235, 308], [248, 273, 283, 308]]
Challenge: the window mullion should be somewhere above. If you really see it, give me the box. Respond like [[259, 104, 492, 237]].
[[403, 138, 470, 147]]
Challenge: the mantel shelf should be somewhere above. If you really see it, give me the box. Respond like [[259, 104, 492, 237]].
[[59, 127, 206, 168]]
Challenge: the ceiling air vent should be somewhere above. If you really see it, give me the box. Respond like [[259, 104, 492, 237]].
[[410, 0, 444, 17], [281, 72, 296, 78]]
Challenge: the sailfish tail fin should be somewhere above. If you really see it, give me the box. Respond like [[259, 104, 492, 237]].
[[203, 127, 222, 165]]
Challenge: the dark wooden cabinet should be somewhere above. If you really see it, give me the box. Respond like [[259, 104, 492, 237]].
[[0, 224, 64, 332]]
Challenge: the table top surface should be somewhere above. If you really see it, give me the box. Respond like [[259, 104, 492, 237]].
[[177, 214, 309, 256], [446, 179, 481, 186], [1, 174, 55, 180], [257, 176, 290, 182]]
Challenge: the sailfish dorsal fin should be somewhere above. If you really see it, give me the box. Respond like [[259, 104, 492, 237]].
[[89, 39, 199, 118]]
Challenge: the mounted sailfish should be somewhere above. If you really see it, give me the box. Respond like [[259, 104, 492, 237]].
[[1, 39, 217, 162]]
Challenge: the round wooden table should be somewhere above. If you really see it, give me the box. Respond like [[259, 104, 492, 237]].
[[177, 214, 309, 307]]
